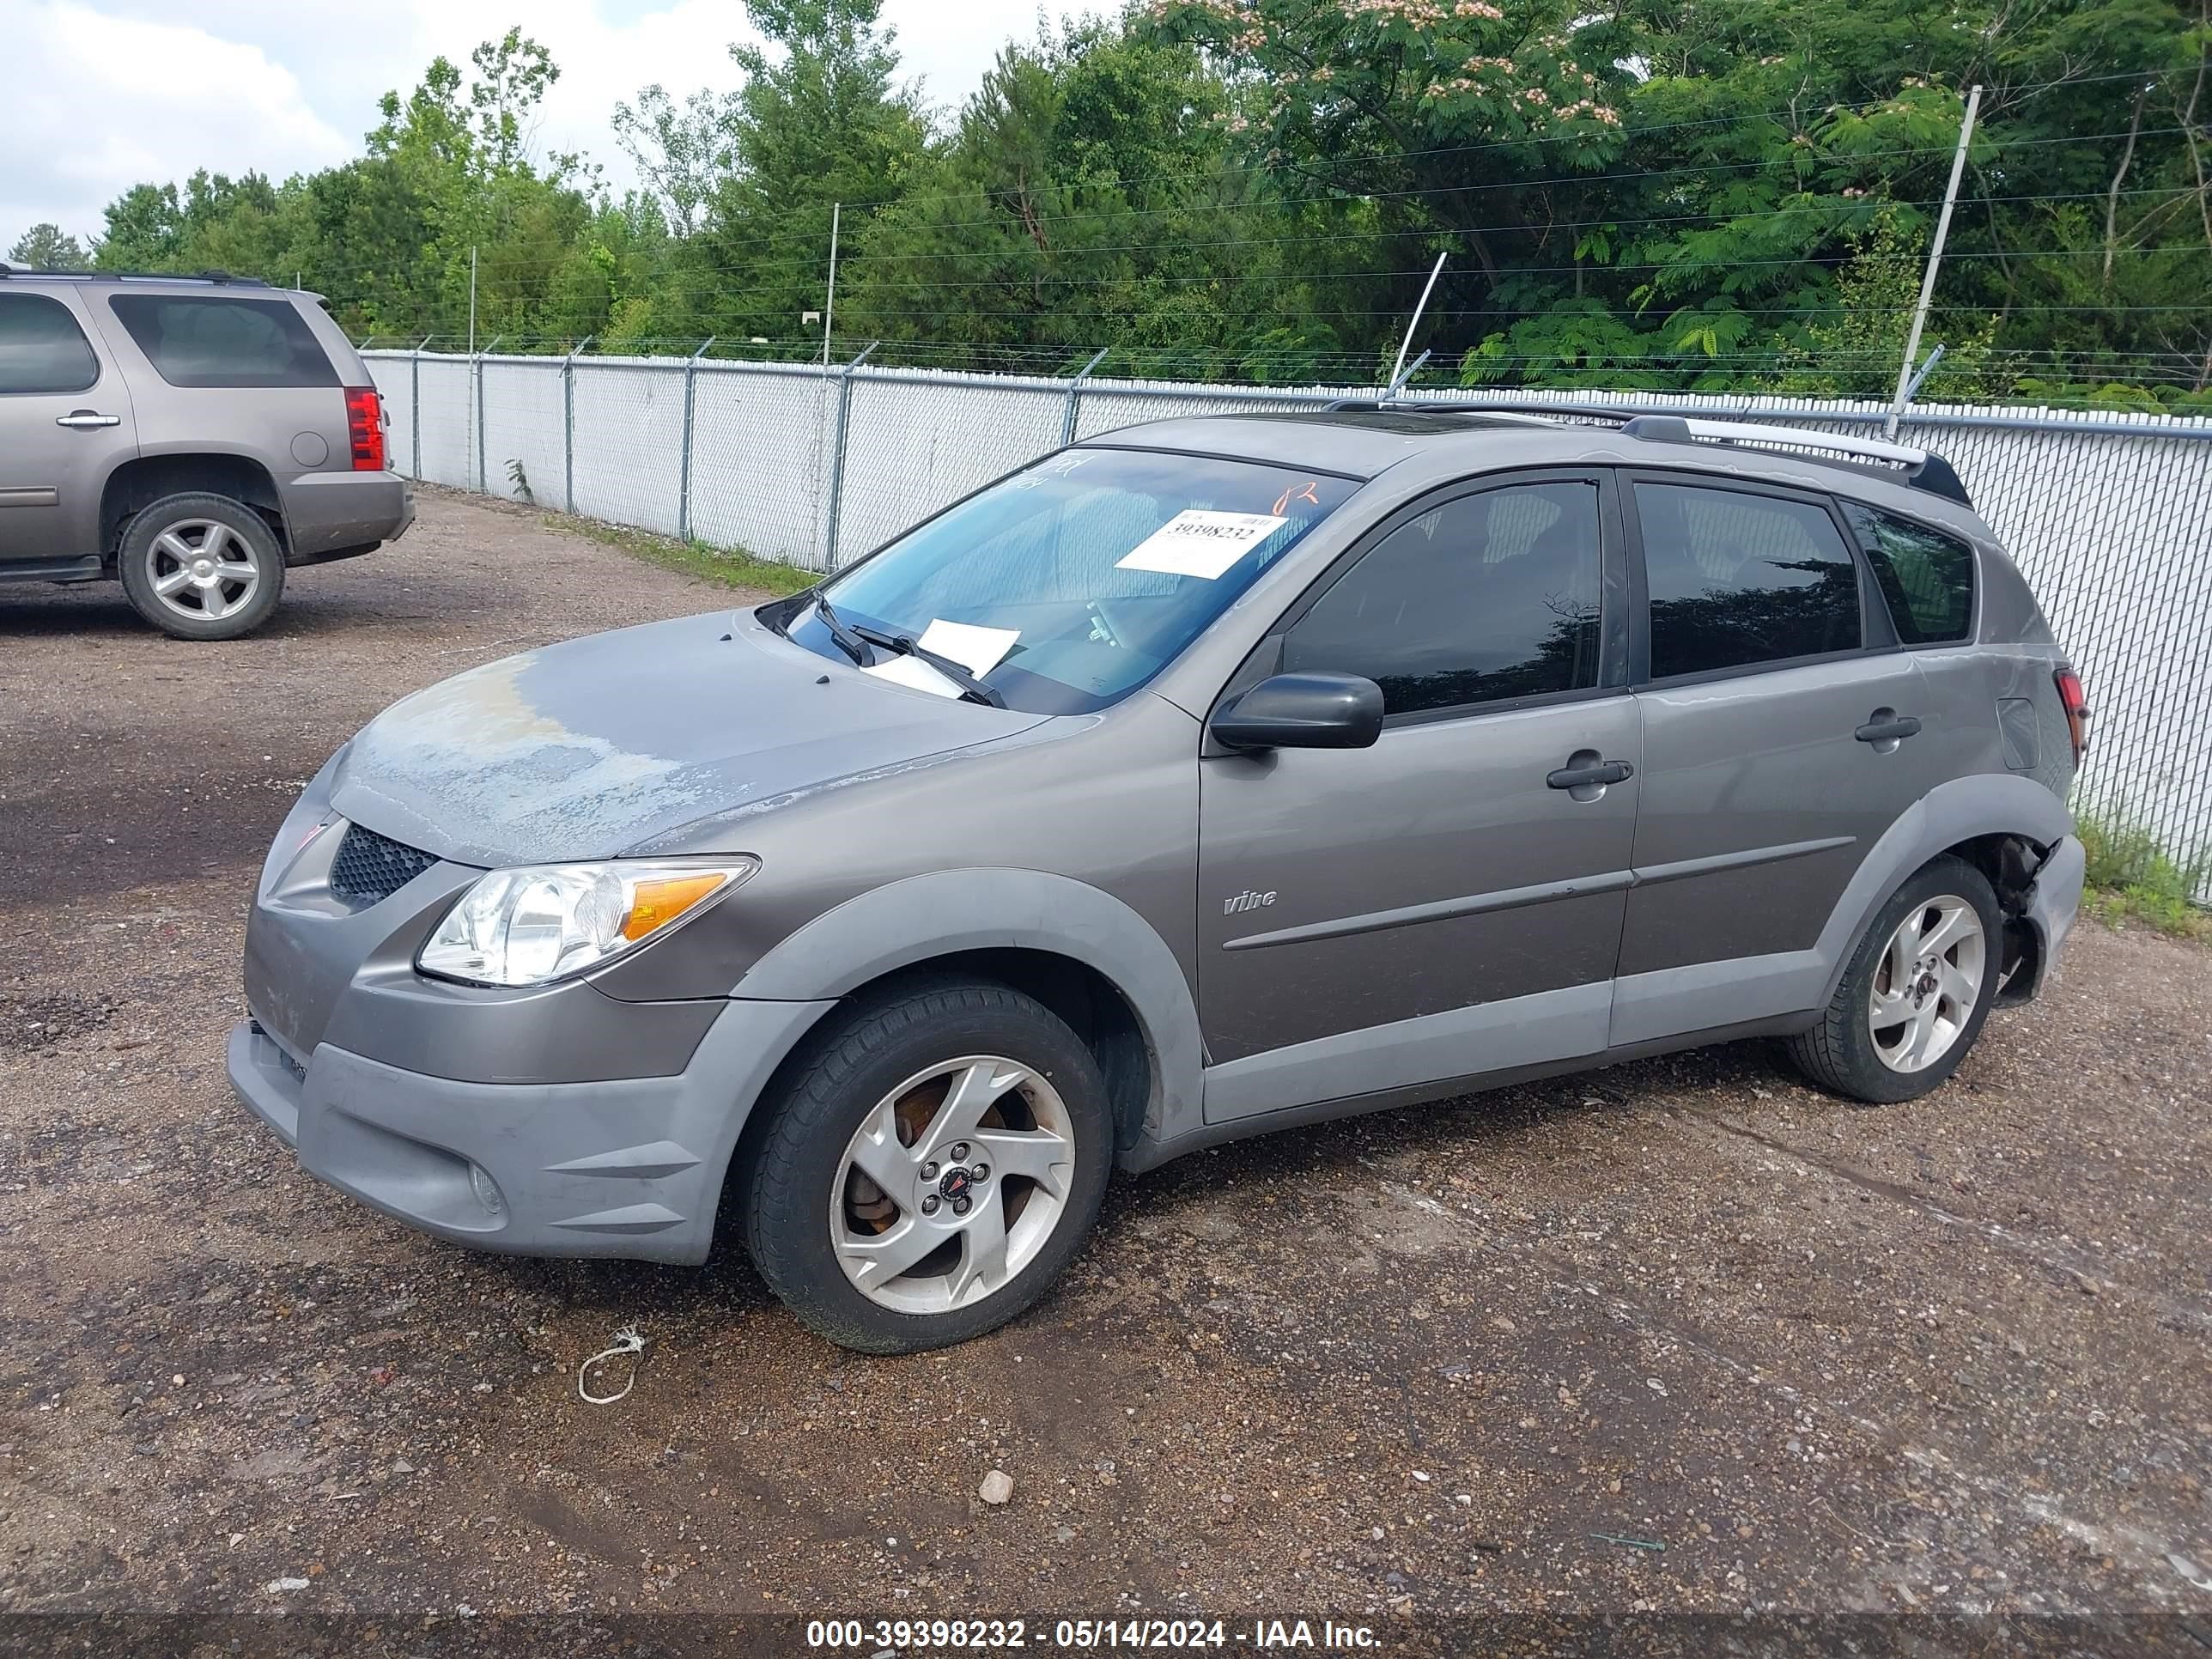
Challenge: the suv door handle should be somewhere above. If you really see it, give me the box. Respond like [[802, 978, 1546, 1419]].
[[54, 410, 122, 429], [1547, 759, 1634, 790], [1855, 714, 1923, 744]]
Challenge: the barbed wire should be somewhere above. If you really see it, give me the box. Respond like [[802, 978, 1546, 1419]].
[[283, 119, 2203, 289]]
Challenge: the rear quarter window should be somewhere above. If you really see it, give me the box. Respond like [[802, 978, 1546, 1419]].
[[106, 294, 338, 389], [1842, 503, 1976, 643], [0, 292, 100, 394]]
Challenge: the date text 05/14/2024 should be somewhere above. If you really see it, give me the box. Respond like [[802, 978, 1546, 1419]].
[[805, 1618, 1382, 1650]]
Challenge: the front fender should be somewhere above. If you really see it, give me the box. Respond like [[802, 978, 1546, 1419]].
[[730, 868, 1205, 1149]]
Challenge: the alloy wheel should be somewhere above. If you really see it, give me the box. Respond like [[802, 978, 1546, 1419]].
[[144, 519, 263, 624], [829, 1055, 1077, 1315], [1869, 895, 1986, 1073]]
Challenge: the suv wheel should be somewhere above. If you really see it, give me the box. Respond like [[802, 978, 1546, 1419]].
[[118, 493, 285, 641], [1786, 854, 2002, 1104], [744, 976, 1114, 1353]]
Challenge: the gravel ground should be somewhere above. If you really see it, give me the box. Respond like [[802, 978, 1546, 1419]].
[[0, 489, 2207, 1653]]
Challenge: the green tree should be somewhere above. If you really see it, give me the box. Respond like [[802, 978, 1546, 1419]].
[[690, 0, 932, 346], [7, 223, 88, 269], [612, 85, 735, 235]]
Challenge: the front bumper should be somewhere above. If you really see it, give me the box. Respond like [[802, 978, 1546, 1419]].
[[235, 774, 830, 1263], [228, 994, 830, 1263]]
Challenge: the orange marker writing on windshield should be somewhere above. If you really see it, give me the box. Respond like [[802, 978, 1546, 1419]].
[[1273, 480, 1322, 514]]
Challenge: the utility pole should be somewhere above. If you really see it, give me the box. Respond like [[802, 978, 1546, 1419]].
[[1887, 84, 1981, 438], [822, 204, 841, 370]]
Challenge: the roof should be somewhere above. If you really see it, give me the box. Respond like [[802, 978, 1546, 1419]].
[[0, 268, 273, 289], [1084, 404, 1974, 508]]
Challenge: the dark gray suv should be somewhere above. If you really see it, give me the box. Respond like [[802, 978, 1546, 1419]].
[[228, 405, 2088, 1352], [0, 268, 411, 639]]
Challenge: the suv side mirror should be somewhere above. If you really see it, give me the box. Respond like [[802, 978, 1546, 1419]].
[[1211, 672, 1385, 751]]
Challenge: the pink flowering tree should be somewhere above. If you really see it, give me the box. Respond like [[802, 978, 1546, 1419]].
[[1142, 0, 1634, 301]]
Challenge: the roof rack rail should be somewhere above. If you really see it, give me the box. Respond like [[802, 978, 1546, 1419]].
[[0, 267, 270, 287], [1319, 397, 1972, 507], [1616, 413, 1972, 507], [1322, 397, 1638, 425]]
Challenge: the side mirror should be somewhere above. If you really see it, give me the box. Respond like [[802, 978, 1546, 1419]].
[[1211, 672, 1385, 751]]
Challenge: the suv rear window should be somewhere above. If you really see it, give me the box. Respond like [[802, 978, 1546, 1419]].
[[0, 293, 100, 394], [106, 295, 338, 389], [1843, 503, 1975, 643], [1635, 482, 1862, 678]]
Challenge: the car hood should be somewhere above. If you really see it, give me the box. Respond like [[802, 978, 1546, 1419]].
[[326, 607, 1051, 868]]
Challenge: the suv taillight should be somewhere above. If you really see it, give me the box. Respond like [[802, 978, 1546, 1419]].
[[2054, 666, 2090, 764], [343, 386, 386, 471]]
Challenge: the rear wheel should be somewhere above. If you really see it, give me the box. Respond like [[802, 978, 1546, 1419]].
[[118, 492, 285, 641], [1786, 854, 2002, 1103], [744, 976, 1113, 1353]]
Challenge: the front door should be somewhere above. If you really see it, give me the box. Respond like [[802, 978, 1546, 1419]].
[[1609, 474, 1952, 1043], [0, 289, 136, 562], [1197, 472, 1640, 1121]]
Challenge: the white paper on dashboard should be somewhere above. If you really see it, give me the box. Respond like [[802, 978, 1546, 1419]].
[[1115, 510, 1288, 580], [863, 653, 961, 697], [916, 617, 1019, 676], [861, 617, 1020, 698]]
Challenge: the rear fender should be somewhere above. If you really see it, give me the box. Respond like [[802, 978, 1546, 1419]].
[[1814, 772, 2074, 1008]]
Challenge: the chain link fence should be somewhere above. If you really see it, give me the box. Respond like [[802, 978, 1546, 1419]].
[[362, 346, 2212, 893]]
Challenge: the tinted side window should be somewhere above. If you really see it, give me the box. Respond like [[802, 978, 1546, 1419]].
[[1282, 480, 1602, 716], [0, 293, 100, 394], [1843, 503, 1975, 643], [106, 295, 338, 388], [1636, 483, 1861, 678]]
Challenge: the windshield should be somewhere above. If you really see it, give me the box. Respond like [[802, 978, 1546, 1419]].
[[783, 448, 1358, 714]]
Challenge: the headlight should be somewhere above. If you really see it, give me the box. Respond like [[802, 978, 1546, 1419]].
[[416, 859, 759, 988]]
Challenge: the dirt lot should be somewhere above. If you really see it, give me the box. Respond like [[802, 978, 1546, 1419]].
[[0, 489, 2207, 1652]]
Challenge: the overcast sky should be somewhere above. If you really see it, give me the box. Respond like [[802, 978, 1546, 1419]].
[[2, 0, 1097, 248]]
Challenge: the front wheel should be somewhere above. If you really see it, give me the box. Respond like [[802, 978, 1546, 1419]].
[[744, 976, 1114, 1353], [1786, 854, 2002, 1104]]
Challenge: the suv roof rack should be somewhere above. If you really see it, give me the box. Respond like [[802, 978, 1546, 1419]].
[[0, 267, 270, 287], [1318, 398, 1973, 507]]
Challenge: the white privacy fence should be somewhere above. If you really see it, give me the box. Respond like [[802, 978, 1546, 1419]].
[[363, 347, 2212, 890]]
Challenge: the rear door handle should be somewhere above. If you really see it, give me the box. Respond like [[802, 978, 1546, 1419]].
[[1855, 714, 1923, 744], [1547, 759, 1634, 790], [54, 410, 121, 430]]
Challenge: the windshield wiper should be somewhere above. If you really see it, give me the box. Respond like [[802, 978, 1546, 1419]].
[[851, 621, 1007, 708], [810, 592, 870, 667]]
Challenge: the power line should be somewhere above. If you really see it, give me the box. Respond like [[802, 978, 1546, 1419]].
[[290, 124, 2197, 290], [685, 63, 2202, 222]]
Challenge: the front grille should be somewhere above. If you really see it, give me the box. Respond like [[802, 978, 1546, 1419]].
[[328, 823, 437, 908]]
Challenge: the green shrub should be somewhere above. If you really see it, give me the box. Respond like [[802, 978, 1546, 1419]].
[[2075, 812, 2209, 940]]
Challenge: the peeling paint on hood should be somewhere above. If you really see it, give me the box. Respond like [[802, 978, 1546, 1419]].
[[326, 609, 1050, 868]]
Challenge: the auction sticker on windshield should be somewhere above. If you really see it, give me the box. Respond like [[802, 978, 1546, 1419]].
[[1115, 510, 1287, 580]]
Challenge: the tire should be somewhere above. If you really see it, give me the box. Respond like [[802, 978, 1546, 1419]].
[[1786, 854, 2003, 1104], [118, 492, 286, 641], [744, 975, 1114, 1354]]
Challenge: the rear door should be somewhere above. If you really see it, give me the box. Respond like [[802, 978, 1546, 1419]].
[[1611, 473, 1952, 1043], [0, 287, 137, 562], [1197, 471, 1640, 1119]]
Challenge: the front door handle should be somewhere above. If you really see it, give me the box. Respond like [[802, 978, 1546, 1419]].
[[1855, 713, 1923, 744], [1547, 758, 1634, 790], [54, 410, 121, 430]]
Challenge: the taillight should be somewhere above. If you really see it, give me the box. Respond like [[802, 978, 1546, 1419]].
[[2054, 667, 2090, 764], [343, 386, 386, 471]]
